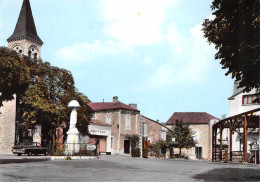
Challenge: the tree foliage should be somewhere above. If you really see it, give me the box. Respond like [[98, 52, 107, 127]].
[[0, 47, 91, 144], [202, 0, 260, 92], [172, 120, 197, 154], [0, 47, 30, 106]]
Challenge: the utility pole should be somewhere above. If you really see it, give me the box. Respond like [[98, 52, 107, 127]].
[[139, 115, 143, 158]]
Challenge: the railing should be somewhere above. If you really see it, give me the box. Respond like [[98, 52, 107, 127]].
[[213, 150, 259, 163], [231, 151, 244, 162]]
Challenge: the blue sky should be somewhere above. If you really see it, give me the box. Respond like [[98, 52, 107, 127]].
[[0, 0, 234, 122]]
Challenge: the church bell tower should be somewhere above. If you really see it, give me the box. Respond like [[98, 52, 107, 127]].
[[7, 0, 43, 59], [0, 0, 43, 154]]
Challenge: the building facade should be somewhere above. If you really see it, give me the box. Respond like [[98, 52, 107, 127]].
[[87, 96, 165, 155], [166, 112, 219, 160], [142, 116, 167, 145], [0, 0, 43, 154], [88, 96, 141, 155], [229, 81, 260, 117], [228, 81, 260, 153]]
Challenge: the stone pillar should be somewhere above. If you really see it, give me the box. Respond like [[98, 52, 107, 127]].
[[106, 135, 112, 154], [116, 110, 121, 154], [65, 100, 80, 155]]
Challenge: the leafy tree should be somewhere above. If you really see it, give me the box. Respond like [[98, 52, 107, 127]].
[[0, 47, 30, 107], [150, 140, 167, 157], [74, 91, 92, 136], [172, 120, 197, 154], [202, 0, 260, 92], [14, 56, 91, 145]]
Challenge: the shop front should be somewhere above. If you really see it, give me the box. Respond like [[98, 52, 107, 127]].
[[88, 124, 112, 155]]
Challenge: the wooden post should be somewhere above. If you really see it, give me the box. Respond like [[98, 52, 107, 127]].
[[219, 124, 223, 161], [229, 120, 233, 163], [243, 115, 248, 164], [212, 126, 215, 161]]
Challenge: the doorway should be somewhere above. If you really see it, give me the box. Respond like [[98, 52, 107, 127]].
[[195, 147, 202, 159], [124, 140, 130, 154]]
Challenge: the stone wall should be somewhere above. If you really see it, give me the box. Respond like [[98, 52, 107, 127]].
[[0, 97, 16, 154], [142, 116, 161, 144]]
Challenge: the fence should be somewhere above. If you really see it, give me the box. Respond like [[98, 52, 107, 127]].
[[48, 143, 98, 156], [212, 150, 259, 163]]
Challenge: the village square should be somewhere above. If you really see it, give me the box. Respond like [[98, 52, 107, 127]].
[[0, 0, 260, 182]]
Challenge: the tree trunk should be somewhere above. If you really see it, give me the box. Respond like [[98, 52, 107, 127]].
[[179, 148, 182, 155]]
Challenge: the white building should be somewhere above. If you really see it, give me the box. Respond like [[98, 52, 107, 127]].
[[228, 81, 260, 152]]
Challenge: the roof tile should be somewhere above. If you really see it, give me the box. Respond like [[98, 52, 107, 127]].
[[166, 112, 219, 124], [7, 0, 43, 45], [88, 102, 139, 112]]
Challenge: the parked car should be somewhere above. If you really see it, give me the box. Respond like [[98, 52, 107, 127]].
[[12, 142, 48, 156]]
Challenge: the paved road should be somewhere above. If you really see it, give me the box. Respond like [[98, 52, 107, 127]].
[[0, 155, 259, 181]]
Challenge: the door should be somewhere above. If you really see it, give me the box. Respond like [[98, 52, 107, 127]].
[[124, 140, 130, 154], [99, 138, 106, 153], [195, 147, 202, 159]]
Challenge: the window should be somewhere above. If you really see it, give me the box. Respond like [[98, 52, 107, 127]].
[[125, 113, 131, 131], [195, 147, 202, 159], [242, 94, 258, 105], [106, 111, 112, 124], [106, 114, 112, 125]]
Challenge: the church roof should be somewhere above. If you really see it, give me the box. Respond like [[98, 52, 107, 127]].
[[7, 0, 43, 45]]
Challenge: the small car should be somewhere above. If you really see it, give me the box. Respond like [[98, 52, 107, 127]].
[[12, 142, 48, 156]]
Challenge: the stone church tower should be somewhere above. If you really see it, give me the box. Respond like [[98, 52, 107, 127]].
[[0, 0, 43, 154], [7, 0, 43, 59]]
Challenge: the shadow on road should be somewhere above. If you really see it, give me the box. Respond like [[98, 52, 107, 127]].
[[0, 159, 49, 164], [193, 168, 260, 182]]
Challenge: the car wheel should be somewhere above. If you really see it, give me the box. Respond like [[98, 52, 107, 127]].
[[18, 153, 22, 156], [28, 151, 32, 156]]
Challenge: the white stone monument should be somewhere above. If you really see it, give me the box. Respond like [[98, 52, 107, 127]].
[[65, 100, 80, 155]]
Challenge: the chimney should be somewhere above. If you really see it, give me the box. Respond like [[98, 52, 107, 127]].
[[129, 104, 137, 109], [113, 96, 118, 102]]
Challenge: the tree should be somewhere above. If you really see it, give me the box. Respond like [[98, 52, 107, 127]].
[[74, 91, 92, 136], [172, 120, 197, 155], [202, 0, 260, 92], [1, 47, 91, 146], [0, 47, 30, 107], [15, 56, 91, 145]]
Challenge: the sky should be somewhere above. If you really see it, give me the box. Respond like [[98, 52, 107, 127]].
[[0, 0, 234, 122]]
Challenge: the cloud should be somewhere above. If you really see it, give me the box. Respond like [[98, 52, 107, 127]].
[[100, 0, 178, 45], [141, 56, 155, 67], [137, 18, 216, 90], [53, 0, 179, 67], [53, 40, 133, 66], [166, 23, 184, 55]]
